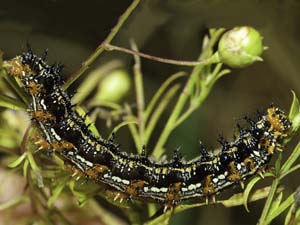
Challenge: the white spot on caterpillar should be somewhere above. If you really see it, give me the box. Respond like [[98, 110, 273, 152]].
[[196, 183, 201, 188], [186, 184, 194, 191], [40, 99, 47, 110], [218, 174, 225, 180], [212, 178, 218, 183], [122, 179, 130, 185], [160, 187, 168, 193], [253, 151, 260, 157], [150, 187, 160, 193], [112, 176, 122, 183], [182, 187, 188, 192], [50, 128, 62, 141]]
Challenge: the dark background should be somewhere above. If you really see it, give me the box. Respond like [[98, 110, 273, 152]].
[[0, 0, 300, 224]]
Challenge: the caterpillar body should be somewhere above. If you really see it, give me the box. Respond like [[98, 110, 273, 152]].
[[6, 48, 292, 205]]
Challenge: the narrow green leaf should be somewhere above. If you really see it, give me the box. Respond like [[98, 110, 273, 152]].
[[109, 120, 137, 138], [280, 164, 300, 180], [0, 94, 26, 110], [284, 203, 294, 225], [174, 186, 275, 215], [275, 153, 282, 174], [7, 153, 27, 168], [281, 141, 300, 174], [243, 176, 262, 212], [144, 209, 172, 225], [1, 68, 29, 105], [48, 181, 66, 207], [145, 85, 180, 143], [268, 192, 283, 216], [265, 193, 294, 224], [0, 195, 29, 211], [289, 91, 300, 132], [22, 159, 29, 178], [289, 91, 300, 120], [222, 186, 273, 208], [26, 151, 40, 172], [69, 180, 88, 207], [75, 106, 101, 137], [144, 72, 186, 121]]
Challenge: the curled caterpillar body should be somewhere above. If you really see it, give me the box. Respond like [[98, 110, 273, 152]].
[[6, 48, 292, 205]]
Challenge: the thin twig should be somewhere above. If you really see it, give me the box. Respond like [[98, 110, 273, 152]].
[[63, 0, 141, 90], [131, 40, 146, 148], [103, 43, 220, 66]]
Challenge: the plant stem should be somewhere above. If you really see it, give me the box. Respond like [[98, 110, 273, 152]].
[[145, 85, 180, 142], [152, 29, 225, 158], [152, 63, 205, 158], [258, 178, 279, 225], [131, 41, 145, 148], [103, 43, 220, 66], [63, 0, 141, 90]]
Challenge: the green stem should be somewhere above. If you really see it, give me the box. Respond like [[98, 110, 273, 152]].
[[152, 29, 225, 158], [144, 71, 186, 121], [132, 41, 145, 148], [125, 104, 141, 153], [258, 178, 279, 225], [145, 85, 180, 143], [174, 84, 212, 128], [63, 0, 141, 90]]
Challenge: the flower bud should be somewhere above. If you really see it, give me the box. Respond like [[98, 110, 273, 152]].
[[95, 69, 131, 102], [218, 26, 265, 68]]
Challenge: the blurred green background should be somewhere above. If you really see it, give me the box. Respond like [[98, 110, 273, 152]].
[[0, 0, 299, 224]]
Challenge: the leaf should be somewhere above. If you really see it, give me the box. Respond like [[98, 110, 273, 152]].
[[144, 209, 172, 225], [7, 153, 27, 168], [289, 91, 300, 133], [144, 71, 186, 121], [0, 195, 29, 211], [47, 180, 67, 207], [146, 84, 180, 143], [173, 186, 276, 216], [284, 203, 294, 225], [289, 91, 300, 121], [0, 94, 26, 110], [69, 180, 89, 207], [22, 159, 29, 178], [222, 186, 274, 208], [75, 106, 101, 137], [281, 141, 300, 174], [1, 69, 29, 105], [26, 151, 40, 172], [110, 120, 137, 138], [265, 193, 295, 224], [243, 176, 262, 212], [280, 164, 300, 180], [268, 192, 283, 216], [275, 153, 282, 174]]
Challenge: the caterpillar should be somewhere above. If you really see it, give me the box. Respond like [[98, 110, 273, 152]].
[[6, 48, 292, 206]]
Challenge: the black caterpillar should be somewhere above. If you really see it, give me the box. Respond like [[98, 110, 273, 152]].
[[6, 48, 292, 205]]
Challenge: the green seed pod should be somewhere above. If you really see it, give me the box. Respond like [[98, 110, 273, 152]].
[[218, 26, 265, 68], [95, 69, 131, 102]]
